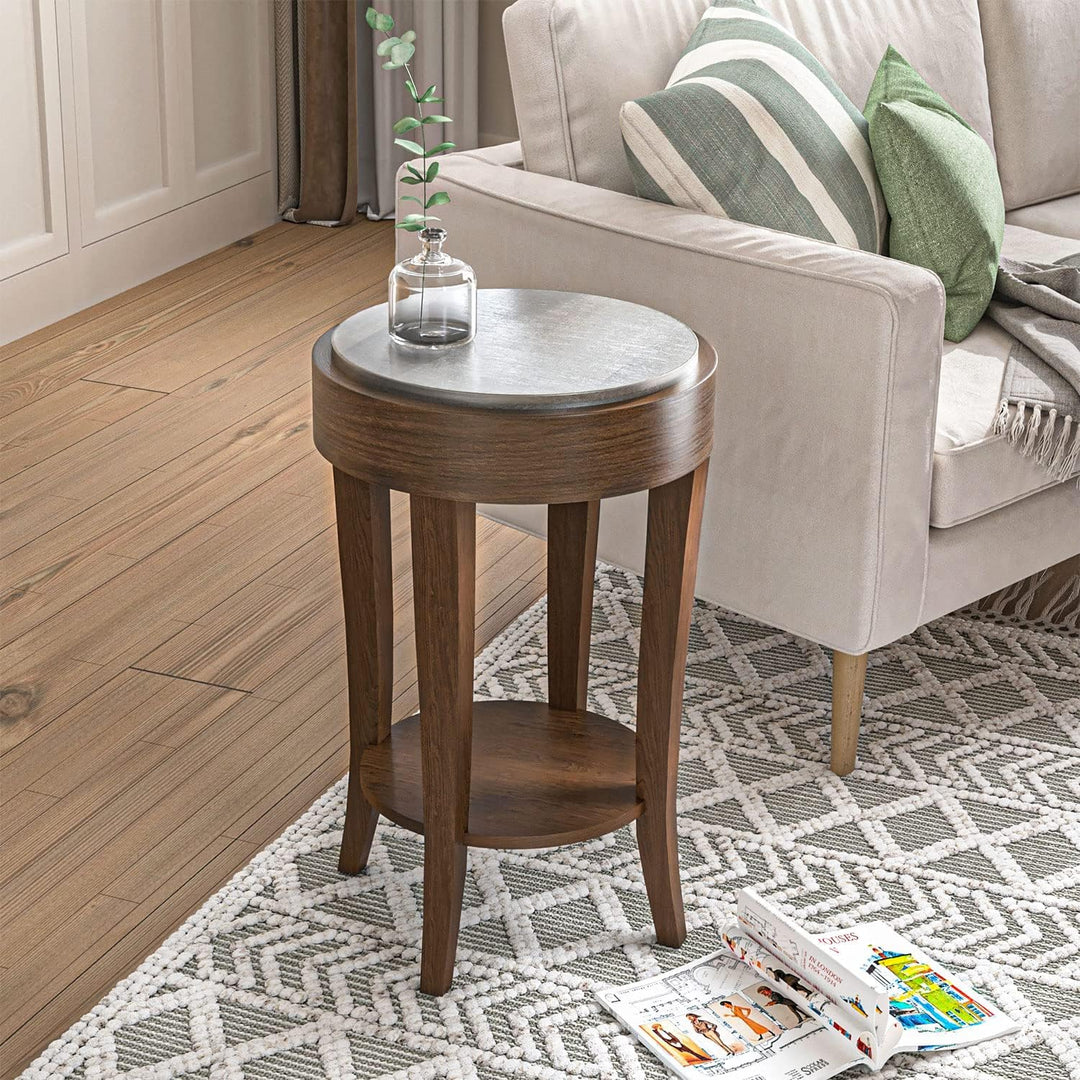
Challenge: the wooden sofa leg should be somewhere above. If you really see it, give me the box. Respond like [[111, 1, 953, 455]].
[[831, 651, 867, 776]]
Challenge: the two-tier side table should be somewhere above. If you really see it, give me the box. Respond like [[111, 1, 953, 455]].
[[311, 289, 715, 995]]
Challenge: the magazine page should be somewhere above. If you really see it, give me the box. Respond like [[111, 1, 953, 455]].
[[729, 890, 900, 1067], [595, 948, 865, 1079], [814, 922, 1019, 1052]]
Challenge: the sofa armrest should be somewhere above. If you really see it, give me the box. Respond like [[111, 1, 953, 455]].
[[401, 153, 946, 653]]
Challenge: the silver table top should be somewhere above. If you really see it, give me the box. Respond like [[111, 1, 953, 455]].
[[330, 289, 700, 412]]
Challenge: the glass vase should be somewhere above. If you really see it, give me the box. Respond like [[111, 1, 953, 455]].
[[388, 227, 476, 348]]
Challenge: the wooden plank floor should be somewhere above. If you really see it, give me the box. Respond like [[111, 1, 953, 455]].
[[0, 220, 548, 1078]]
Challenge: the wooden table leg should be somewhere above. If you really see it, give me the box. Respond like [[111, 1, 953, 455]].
[[410, 495, 476, 995], [547, 501, 600, 711], [334, 470, 393, 874], [636, 462, 708, 947]]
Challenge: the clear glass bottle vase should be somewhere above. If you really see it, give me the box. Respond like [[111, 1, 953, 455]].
[[388, 227, 476, 348]]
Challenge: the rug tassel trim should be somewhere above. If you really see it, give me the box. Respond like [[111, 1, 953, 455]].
[[978, 563, 1080, 632], [998, 400, 1080, 487], [1044, 572, 1080, 632], [983, 568, 1046, 622]]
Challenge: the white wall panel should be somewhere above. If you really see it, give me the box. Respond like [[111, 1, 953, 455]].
[[0, 0, 68, 280], [70, 0, 182, 242], [189, 0, 270, 195]]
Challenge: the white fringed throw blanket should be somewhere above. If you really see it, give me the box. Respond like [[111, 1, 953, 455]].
[[989, 253, 1080, 485]]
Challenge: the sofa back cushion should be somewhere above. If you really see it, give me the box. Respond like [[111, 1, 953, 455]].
[[504, 0, 709, 193], [769, 0, 995, 153], [505, 0, 996, 195], [979, 0, 1080, 211]]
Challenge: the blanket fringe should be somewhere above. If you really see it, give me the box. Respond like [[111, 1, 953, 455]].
[[994, 398, 1010, 437], [1063, 421, 1080, 479], [1036, 408, 1059, 465], [1022, 403, 1042, 455], [998, 400, 1080, 487], [1008, 399, 1028, 444]]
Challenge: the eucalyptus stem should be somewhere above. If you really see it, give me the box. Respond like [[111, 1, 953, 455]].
[[367, 6, 456, 337], [401, 59, 429, 329], [402, 61, 428, 214]]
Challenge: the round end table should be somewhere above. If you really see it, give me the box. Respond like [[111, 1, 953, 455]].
[[311, 289, 715, 995]]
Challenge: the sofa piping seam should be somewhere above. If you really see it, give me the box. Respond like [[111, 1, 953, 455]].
[[546, 5, 577, 183]]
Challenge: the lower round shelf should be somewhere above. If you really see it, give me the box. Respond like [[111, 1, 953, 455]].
[[359, 700, 642, 849]]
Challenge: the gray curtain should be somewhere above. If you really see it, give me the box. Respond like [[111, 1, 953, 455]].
[[276, 0, 479, 224]]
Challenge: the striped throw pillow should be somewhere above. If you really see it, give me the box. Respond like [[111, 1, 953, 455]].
[[620, 0, 887, 253]]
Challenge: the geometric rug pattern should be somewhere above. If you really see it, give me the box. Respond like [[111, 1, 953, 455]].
[[20, 565, 1080, 1079]]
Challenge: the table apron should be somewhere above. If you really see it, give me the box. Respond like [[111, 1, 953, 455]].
[[312, 341, 715, 503]]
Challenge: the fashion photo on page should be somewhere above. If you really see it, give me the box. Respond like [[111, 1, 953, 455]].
[[596, 890, 1019, 1077]]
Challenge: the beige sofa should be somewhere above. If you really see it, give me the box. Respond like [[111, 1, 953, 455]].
[[399, 0, 1080, 773]]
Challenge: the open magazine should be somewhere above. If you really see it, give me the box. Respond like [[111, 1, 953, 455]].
[[596, 889, 1017, 1078]]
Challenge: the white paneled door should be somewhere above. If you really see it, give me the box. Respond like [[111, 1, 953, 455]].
[[1, 0, 277, 341]]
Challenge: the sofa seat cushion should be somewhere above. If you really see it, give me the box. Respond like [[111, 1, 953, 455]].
[[933, 322, 1062, 526], [931, 224, 1080, 527], [1005, 194, 1080, 242]]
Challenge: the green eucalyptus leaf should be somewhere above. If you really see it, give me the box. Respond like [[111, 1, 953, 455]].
[[421, 115, 452, 125], [400, 195, 423, 205], [375, 36, 398, 56], [392, 116, 422, 134], [399, 175, 422, 185], [365, 7, 379, 29], [405, 163, 424, 179], [382, 59, 402, 69], [420, 89, 444, 103], [405, 79, 419, 101], [425, 191, 450, 208], [425, 160, 439, 182], [389, 40, 415, 65], [373, 11, 394, 31], [399, 29, 416, 44], [394, 138, 425, 156], [396, 212, 441, 228], [426, 141, 456, 156]]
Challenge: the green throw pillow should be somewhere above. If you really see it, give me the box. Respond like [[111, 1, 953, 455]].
[[864, 46, 1004, 342], [620, 0, 887, 253]]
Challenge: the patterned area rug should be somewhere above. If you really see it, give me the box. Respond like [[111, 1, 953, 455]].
[[22, 566, 1080, 1079]]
